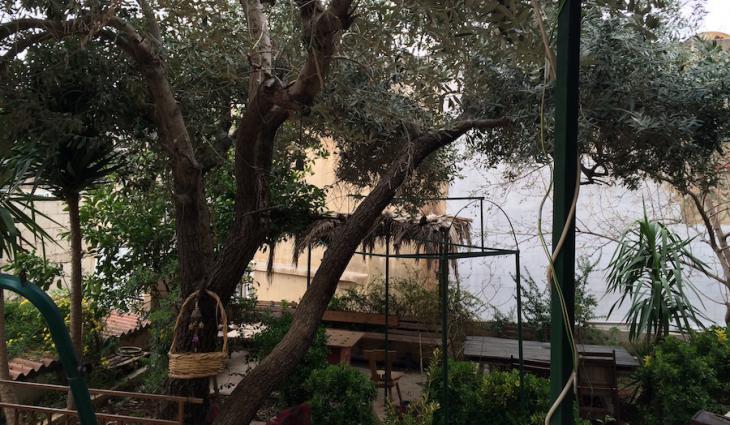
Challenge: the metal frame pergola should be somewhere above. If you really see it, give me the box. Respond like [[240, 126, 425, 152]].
[[304, 196, 526, 424]]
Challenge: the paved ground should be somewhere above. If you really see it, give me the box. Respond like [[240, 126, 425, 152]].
[[217, 351, 427, 423]]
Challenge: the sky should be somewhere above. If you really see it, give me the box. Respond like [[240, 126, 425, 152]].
[[695, 0, 730, 34]]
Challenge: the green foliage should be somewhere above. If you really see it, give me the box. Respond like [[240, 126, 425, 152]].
[[424, 360, 483, 425], [691, 327, 730, 404], [383, 398, 439, 425], [634, 332, 729, 425], [521, 256, 599, 333], [329, 275, 484, 356], [2, 250, 64, 290], [2, 291, 105, 358], [34, 138, 123, 201], [139, 285, 180, 394], [249, 313, 328, 407], [424, 359, 576, 425], [607, 210, 707, 342], [463, 2, 730, 191], [80, 181, 177, 313], [0, 156, 54, 258], [304, 365, 377, 425], [478, 369, 551, 425]]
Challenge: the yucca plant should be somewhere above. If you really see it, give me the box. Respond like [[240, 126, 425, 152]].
[[0, 157, 53, 257], [35, 137, 122, 361], [607, 209, 707, 343], [0, 154, 55, 425]]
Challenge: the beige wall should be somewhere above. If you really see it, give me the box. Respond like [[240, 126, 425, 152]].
[[253, 138, 444, 302], [1, 192, 95, 288]]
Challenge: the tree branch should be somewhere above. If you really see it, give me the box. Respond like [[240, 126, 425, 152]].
[[206, 0, 356, 301], [136, 0, 161, 46], [0, 32, 53, 69], [212, 115, 508, 425]]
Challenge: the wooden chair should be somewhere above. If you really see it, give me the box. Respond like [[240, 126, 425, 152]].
[[363, 350, 404, 406], [577, 350, 620, 422]]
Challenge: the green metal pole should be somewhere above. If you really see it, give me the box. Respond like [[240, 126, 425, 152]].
[[439, 234, 449, 425], [515, 252, 525, 407], [550, 0, 581, 424], [384, 233, 390, 401], [0, 273, 97, 425]]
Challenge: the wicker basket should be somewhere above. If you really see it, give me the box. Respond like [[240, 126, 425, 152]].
[[168, 289, 229, 379]]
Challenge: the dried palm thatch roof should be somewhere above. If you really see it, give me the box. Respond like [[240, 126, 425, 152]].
[[291, 212, 472, 267]]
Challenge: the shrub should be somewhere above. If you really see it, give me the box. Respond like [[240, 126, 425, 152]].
[[329, 276, 485, 357], [3, 291, 104, 358], [519, 256, 599, 341], [304, 365, 376, 425], [383, 398, 438, 425], [249, 312, 328, 407], [692, 327, 730, 404], [424, 360, 483, 425], [479, 369, 550, 425], [635, 336, 721, 425], [425, 359, 588, 425]]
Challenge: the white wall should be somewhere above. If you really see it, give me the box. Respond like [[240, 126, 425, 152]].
[[447, 157, 728, 326]]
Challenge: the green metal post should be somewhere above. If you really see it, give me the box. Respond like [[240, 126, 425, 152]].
[[439, 235, 449, 425], [384, 234, 390, 401], [0, 273, 97, 425], [550, 0, 581, 424], [515, 252, 525, 406]]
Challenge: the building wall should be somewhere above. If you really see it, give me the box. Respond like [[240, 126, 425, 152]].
[[252, 138, 445, 302], [1, 192, 95, 289]]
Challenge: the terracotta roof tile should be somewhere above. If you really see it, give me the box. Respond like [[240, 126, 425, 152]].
[[102, 311, 150, 339]]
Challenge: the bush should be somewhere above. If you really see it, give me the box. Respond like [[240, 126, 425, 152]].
[[249, 312, 328, 407], [329, 276, 485, 357], [425, 359, 588, 425], [424, 360, 483, 425], [3, 291, 104, 358], [519, 257, 599, 341], [304, 365, 376, 425], [691, 327, 730, 404], [479, 369, 550, 425], [635, 336, 722, 425], [383, 398, 438, 425]]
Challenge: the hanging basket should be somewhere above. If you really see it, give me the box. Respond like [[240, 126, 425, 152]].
[[168, 289, 229, 379]]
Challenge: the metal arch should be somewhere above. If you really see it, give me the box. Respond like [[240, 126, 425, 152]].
[[0, 273, 97, 425]]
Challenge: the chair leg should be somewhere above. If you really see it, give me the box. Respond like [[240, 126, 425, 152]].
[[395, 383, 403, 405]]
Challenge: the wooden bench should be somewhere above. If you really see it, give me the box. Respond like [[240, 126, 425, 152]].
[[322, 310, 400, 328]]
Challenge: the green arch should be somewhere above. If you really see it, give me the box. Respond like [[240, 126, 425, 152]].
[[0, 273, 96, 424]]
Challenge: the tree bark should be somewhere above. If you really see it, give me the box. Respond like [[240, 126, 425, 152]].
[[213, 118, 508, 425], [684, 189, 730, 322], [67, 193, 83, 356], [66, 192, 83, 410], [0, 290, 18, 425]]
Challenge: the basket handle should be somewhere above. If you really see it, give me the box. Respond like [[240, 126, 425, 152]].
[[169, 289, 228, 354]]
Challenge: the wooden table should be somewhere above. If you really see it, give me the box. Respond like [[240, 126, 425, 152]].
[[463, 336, 639, 371], [325, 329, 364, 365]]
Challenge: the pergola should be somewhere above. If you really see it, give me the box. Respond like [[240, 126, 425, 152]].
[[295, 196, 526, 424]]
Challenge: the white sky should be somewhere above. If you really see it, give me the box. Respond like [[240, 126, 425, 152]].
[[696, 0, 730, 34]]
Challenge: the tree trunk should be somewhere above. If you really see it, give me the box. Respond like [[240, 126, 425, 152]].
[[0, 289, 18, 425], [66, 192, 83, 410], [213, 118, 506, 425], [67, 193, 83, 357]]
